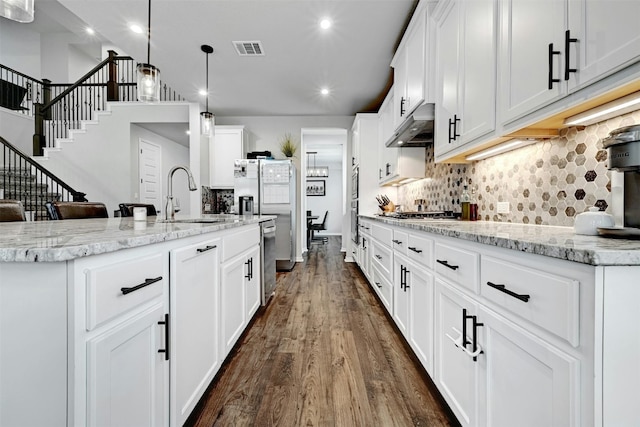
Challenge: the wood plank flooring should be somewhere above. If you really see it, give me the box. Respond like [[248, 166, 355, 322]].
[[187, 237, 456, 427]]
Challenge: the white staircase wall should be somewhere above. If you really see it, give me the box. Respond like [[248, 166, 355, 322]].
[[35, 102, 202, 216]]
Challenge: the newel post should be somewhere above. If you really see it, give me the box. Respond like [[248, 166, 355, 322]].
[[32, 78, 51, 156], [107, 50, 119, 101]]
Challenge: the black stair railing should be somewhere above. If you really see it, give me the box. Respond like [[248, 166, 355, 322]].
[[29, 50, 185, 156], [0, 136, 87, 221], [0, 64, 43, 117]]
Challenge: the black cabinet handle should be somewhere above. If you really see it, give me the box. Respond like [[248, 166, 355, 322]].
[[245, 259, 251, 279], [352, 156, 355, 166], [400, 97, 406, 117], [408, 246, 422, 254], [564, 30, 578, 81], [403, 266, 410, 290], [436, 259, 459, 270], [375, 254, 382, 260], [375, 281, 382, 288], [548, 43, 561, 89], [379, 169, 382, 180], [462, 308, 470, 349], [486, 281, 530, 303], [392, 239, 403, 245], [453, 114, 460, 140], [121, 276, 162, 295], [448, 118, 454, 143], [157, 313, 170, 361], [470, 314, 483, 362], [362, 237, 367, 250], [386, 163, 391, 176], [196, 245, 217, 253]]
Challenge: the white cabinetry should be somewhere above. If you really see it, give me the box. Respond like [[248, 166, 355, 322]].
[[75, 249, 170, 427], [567, 0, 640, 91], [220, 226, 261, 358], [392, 4, 427, 127], [210, 125, 246, 188], [434, 0, 497, 160], [351, 114, 381, 217], [170, 236, 220, 427], [377, 92, 399, 183]]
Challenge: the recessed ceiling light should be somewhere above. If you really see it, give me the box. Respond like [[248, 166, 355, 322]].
[[320, 19, 331, 30], [186, 130, 191, 135], [199, 89, 207, 96], [86, 27, 95, 35], [130, 24, 143, 34], [321, 88, 330, 96]]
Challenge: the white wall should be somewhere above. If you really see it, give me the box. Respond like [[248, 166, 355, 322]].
[[0, 18, 41, 79], [0, 110, 33, 153], [306, 160, 343, 234], [216, 115, 354, 260]]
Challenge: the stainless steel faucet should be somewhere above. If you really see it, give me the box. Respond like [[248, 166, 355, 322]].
[[165, 165, 198, 220]]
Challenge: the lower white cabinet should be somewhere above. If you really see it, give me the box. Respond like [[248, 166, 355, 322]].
[[170, 237, 220, 427], [435, 278, 479, 427], [393, 254, 411, 337], [220, 245, 260, 358], [408, 262, 434, 375], [87, 304, 168, 427], [477, 305, 579, 427]]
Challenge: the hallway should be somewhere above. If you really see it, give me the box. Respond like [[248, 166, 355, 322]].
[[187, 237, 455, 426]]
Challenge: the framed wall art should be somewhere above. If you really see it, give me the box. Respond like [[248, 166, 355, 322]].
[[306, 180, 325, 196]]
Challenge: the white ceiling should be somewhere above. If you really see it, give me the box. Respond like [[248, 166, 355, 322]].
[[43, 0, 417, 117]]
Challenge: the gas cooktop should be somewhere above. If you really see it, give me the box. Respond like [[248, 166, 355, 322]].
[[378, 211, 459, 220]]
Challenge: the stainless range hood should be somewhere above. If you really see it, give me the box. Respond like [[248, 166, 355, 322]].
[[385, 103, 435, 148]]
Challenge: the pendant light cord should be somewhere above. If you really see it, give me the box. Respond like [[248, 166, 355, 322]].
[[147, 0, 152, 64], [205, 50, 209, 112]]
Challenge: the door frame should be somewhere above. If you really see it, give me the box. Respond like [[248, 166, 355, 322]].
[[138, 138, 162, 213]]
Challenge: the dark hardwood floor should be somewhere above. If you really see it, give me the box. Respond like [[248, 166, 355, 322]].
[[187, 237, 455, 427]]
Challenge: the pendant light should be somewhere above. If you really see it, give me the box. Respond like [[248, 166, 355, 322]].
[[137, 0, 160, 102], [0, 0, 34, 23], [200, 44, 214, 137], [306, 151, 329, 177]]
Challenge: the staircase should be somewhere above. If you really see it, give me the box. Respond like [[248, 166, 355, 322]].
[[1, 51, 187, 219]]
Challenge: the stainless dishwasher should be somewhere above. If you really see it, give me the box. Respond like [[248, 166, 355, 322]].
[[260, 219, 277, 305]]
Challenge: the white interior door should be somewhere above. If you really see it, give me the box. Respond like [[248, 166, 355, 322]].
[[139, 139, 162, 213]]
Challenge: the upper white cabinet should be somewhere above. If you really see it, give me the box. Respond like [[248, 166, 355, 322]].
[[392, 3, 428, 129], [434, 0, 497, 159], [210, 125, 246, 189], [498, 0, 640, 126], [567, 0, 640, 91]]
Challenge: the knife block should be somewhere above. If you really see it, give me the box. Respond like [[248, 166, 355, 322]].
[[380, 202, 396, 213]]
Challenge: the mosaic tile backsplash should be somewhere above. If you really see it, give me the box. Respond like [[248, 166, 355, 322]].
[[397, 110, 640, 226]]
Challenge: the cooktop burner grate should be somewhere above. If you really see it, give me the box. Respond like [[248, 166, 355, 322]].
[[379, 211, 459, 220]]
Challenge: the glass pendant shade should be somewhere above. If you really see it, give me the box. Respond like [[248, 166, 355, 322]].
[[200, 111, 213, 137], [137, 63, 160, 102], [0, 0, 34, 23]]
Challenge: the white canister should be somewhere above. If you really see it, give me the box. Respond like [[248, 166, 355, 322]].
[[574, 207, 615, 235], [133, 207, 147, 221]]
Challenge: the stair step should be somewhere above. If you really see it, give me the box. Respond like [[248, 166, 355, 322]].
[[3, 191, 61, 201], [0, 176, 38, 185], [0, 167, 33, 176]]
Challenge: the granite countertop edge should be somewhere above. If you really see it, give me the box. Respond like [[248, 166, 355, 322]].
[[361, 215, 640, 266], [0, 215, 275, 263]]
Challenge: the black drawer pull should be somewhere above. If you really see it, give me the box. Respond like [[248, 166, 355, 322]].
[[436, 259, 459, 270], [392, 239, 402, 245], [196, 245, 217, 253], [121, 276, 162, 295], [375, 254, 383, 260], [548, 43, 561, 89], [408, 246, 422, 254], [375, 282, 382, 288], [486, 281, 530, 303], [564, 29, 578, 81]]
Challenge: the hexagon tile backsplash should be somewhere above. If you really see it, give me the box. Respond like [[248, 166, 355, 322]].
[[397, 110, 640, 226]]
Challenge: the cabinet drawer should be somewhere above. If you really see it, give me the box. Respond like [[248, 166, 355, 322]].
[[371, 239, 393, 282], [222, 225, 259, 261], [359, 220, 373, 236], [392, 229, 408, 256], [481, 256, 580, 346], [372, 264, 393, 314], [86, 253, 164, 330], [407, 233, 434, 269], [372, 223, 393, 247], [435, 242, 479, 293]]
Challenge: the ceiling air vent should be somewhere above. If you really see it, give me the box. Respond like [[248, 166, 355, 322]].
[[233, 41, 265, 56]]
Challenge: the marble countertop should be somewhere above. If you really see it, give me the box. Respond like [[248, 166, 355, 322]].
[[361, 215, 640, 266], [0, 215, 274, 262]]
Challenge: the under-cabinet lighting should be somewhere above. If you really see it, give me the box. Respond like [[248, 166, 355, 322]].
[[564, 91, 640, 126], [398, 178, 417, 185], [466, 139, 537, 162]]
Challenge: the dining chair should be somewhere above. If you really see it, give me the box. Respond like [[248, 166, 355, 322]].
[[50, 201, 109, 220], [0, 199, 26, 222], [119, 203, 157, 217], [309, 211, 328, 244]]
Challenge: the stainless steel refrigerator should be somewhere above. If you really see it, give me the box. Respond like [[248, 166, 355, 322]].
[[234, 159, 297, 271]]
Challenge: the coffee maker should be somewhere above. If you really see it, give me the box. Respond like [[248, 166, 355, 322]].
[[603, 125, 640, 229]]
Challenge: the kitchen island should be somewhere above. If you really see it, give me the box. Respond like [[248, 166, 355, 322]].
[[355, 215, 640, 427], [0, 215, 274, 427]]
